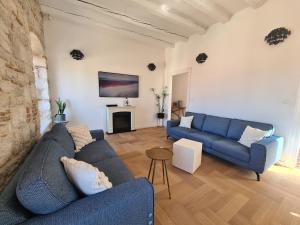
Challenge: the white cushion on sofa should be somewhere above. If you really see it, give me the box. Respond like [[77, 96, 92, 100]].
[[179, 116, 194, 128], [239, 126, 269, 148], [60, 157, 112, 195], [67, 125, 94, 152]]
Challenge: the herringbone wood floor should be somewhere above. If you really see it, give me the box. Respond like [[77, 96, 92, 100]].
[[105, 127, 300, 225]]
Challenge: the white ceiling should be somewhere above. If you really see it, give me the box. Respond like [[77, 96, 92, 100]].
[[40, 0, 268, 47]]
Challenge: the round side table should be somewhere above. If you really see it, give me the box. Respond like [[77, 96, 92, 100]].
[[146, 147, 172, 199]]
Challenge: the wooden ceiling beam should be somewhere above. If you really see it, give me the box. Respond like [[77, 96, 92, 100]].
[[41, 4, 174, 48], [183, 0, 231, 23], [63, 0, 188, 43], [241, 0, 268, 8], [129, 0, 206, 34]]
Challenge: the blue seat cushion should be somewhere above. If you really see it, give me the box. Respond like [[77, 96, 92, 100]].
[[0, 168, 33, 225], [168, 127, 198, 139], [187, 131, 222, 148], [92, 157, 134, 186], [212, 138, 250, 162], [16, 140, 79, 214], [227, 119, 274, 141], [44, 124, 75, 156], [202, 115, 231, 137], [0, 138, 57, 224], [75, 140, 117, 163], [185, 112, 206, 130]]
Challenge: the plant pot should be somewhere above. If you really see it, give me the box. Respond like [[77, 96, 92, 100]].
[[55, 114, 66, 122], [157, 113, 165, 119]]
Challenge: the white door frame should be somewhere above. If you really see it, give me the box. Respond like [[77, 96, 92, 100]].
[[167, 67, 192, 120]]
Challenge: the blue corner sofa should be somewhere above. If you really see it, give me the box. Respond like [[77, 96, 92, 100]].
[[0, 124, 154, 225], [167, 112, 284, 180]]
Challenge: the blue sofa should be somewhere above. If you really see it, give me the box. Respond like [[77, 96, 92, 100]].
[[167, 112, 284, 180], [0, 124, 154, 225]]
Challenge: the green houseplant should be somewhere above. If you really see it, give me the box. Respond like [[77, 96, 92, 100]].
[[55, 98, 66, 122], [150, 86, 169, 119]]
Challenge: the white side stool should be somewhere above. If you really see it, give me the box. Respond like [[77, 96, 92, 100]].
[[172, 138, 203, 174]]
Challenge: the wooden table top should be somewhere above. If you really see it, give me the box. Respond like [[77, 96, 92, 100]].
[[146, 147, 173, 160]]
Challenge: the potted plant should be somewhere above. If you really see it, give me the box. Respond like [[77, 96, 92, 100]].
[[150, 86, 169, 119], [55, 98, 66, 122]]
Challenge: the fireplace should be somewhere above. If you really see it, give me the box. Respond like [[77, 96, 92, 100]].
[[113, 112, 131, 133], [106, 106, 136, 134]]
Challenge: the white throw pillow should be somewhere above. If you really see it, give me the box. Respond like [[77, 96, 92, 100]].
[[60, 157, 112, 195], [67, 125, 94, 152], [239, 126, 269, 148], [179, 116, 194, 128]]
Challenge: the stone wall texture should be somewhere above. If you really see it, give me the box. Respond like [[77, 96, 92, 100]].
[[0, 0, 44, 191]]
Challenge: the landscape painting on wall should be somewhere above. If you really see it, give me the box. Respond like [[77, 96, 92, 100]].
[[98, 71, 139, 98]]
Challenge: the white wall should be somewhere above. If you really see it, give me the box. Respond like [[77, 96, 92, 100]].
[[44, 17, 165, 131], [171, 73, 189, 107], [165, 0, 300, 167]]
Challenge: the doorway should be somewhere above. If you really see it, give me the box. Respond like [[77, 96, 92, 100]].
[[171, 73, 189, 120]]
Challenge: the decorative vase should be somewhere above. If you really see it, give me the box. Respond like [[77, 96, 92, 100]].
[[55, 114, 66, 122], [157, 113, 165, 119]]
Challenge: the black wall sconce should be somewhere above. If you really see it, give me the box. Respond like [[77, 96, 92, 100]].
[[196, 53, 208, 64], [70, 49, 84, 60], [147, 63, 156, 71], [265, 27, 291, 45]]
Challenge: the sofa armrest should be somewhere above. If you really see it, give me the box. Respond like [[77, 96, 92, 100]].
[[20, 178, 154, 225], [90, 129, 104, 140], [250, 136, 284, 173], [167, 119, 180, 128]]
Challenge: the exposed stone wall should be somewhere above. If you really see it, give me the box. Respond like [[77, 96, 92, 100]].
[[0, 0, 44, 191]]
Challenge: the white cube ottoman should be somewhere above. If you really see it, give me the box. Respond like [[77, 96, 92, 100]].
[[172, 138, 203, 174]]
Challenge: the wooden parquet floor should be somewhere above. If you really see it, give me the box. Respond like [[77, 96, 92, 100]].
[[105, 127, 300, 225]]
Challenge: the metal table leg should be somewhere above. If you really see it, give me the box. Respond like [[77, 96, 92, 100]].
[[147, 160, 153, 180], [147, 158, 171, 199], [151, 160, 156, 184], [163, 160, 171, 199], [162, 161, 165, 184]]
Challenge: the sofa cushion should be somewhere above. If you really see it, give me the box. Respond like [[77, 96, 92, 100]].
[[0, 169, 33, 225], [185, 112, 206, 130], [202, 115, 231, 137], [92, 157, 134, 186], [212, 139, 250, 162], [44, 124, 75, 156], [0, 138, 55, 225], [179, 116, 194, 128], [239, 126, 269, 147], [187, 131, 222, 148], [60, 157, 112, 195], [227, 119, 274, 141], [168, 127, 198, 139], [16, 140, 79, 214], [67, 125, 94, 152], [75, 140, 117, 164]]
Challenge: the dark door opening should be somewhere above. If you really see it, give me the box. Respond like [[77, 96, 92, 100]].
[[113, 111, 131, 133], [171, 72, 189, 120]]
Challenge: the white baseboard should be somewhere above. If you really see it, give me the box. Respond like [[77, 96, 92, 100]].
[[135, 124, 166, 130]]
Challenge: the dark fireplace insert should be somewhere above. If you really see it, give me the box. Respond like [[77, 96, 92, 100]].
[[113, 111, 131, 133]]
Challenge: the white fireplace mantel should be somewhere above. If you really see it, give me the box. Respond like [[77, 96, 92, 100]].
[[106, 106, 136, 134]]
